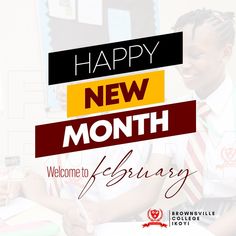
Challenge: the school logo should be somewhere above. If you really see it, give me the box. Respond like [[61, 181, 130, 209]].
[[142, 209, 168, 228], [221, 146, 236, 163], [216, 132, 236, 170]]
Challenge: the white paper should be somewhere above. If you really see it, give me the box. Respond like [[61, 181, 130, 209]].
[[0, 197, 35, 220], [77, 0, 103, 25], [108, 8, 131, 42], [48, 0, 76, 20]]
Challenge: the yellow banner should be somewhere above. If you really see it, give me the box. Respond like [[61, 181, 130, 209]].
[[67, 71, 165, 117]]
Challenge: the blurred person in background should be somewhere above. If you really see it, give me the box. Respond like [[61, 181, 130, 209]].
[[62, 9, 236, 236]]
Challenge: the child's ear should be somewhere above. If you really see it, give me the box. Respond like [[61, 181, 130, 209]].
[[222, 43, 233, 62]]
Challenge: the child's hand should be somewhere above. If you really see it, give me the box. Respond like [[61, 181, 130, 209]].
[[0, 181, 21, 206]]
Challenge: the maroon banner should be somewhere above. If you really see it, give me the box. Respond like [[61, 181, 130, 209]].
[[142, 222, 168, 228], [35, 101, 196, 158]]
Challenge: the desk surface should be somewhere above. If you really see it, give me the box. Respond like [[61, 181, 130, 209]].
[[4, 202, 214, 236]]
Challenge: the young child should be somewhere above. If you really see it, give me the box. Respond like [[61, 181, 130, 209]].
[[62, 9, 236, 236]]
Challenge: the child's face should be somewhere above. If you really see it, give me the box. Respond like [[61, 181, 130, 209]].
[[177, 22, 226, 97]]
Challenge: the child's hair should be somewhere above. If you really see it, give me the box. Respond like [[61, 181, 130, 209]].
[[173, 9, 235, 46]]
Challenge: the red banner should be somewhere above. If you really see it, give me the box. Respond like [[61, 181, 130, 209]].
[[35, 101, 196, 158]]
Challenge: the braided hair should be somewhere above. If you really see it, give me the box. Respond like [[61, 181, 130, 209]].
[[173, 9, 235, 46]]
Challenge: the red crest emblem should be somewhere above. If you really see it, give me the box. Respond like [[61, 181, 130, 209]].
[[142, 209, 167, 228]]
